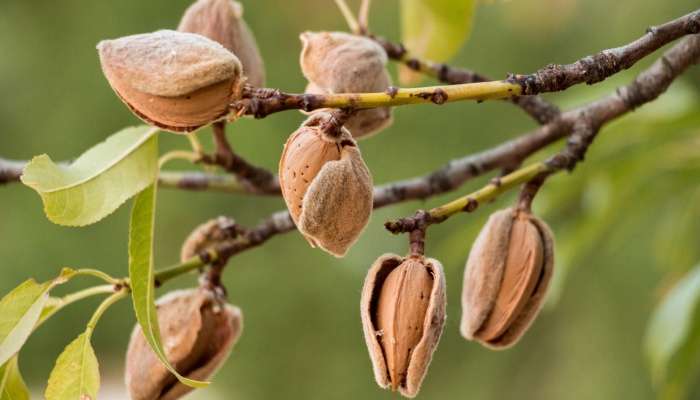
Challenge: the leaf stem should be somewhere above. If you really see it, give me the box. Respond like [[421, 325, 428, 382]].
[[37, 285, 116, 327], [153, 253, 215, 286], [158, 150, 200, 169], [72, 269, 120, 285], [85, 289, 127, 336]]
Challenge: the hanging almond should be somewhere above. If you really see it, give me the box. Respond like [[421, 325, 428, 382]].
[[299, 31, 393, 139], [460, 208, 555, 349], [125, 288, 242, 400], [360, 254, 446, 398], [278, 112, 373, 257], [97, 30, 242, 133], [180, 216, 239, 262], [178, 0, 265, 87]]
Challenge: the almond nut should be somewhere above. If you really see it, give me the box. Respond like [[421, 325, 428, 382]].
[[361, 254, 446, 398], [125, 288, 242, 400], [460, 208, 554, 349], [299, 31, 393, 139], [178, 0, 265, 87], [180, 216, 239, 262], [98, 30, 242, 133], [279, 112, 373, 257]]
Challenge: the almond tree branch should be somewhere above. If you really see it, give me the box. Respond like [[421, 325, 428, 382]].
[[385, 34, 700, 233], [232, 9, 699, 120], [155, 32, 700, 280]]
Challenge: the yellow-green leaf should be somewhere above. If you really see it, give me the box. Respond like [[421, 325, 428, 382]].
[[21, 126, 158, 226], [400, 0, 476, 84], [0, 280, 51, 367], [645, 265, 700, 399], [128, 184, 208, 389], [0, 356, 30, 400], [0, 269, 77, 366], [45, 332, 99, 400]]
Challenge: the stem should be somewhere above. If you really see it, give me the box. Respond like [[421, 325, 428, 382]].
[[72, 268, 120, 285], [358, 0, 371, 34], [334, 0, 360, 33], [430, 162, 549, 220], [36, 284, 116, 327], [153, 253, 216, 286], [86, 289, 127, 336], [158, 150, 200, 168], [236, 81, 522, 118], [187, 131, 204, 156]]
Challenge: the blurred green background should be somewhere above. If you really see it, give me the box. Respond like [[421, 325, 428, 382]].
[[1, 0, 699, 399]]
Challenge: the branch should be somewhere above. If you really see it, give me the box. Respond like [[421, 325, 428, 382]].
[[508, 9, 700, 95], [385, 34, 700, 233]]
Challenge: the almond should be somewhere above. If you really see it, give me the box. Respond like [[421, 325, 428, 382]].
[[125, 289, 242, 400], [299, 31, 393, 139], [361, 254, 446, 398], [460, 208, 554, 349], [279, 112, 373, 257], [178, 0, 265, 87], [98, 30, 242, 133]]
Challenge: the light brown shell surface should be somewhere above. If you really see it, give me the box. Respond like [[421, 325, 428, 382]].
[[180, 216, 238, 262], [299, 31, 393, 139], [125, 289, 242, 400], [361, 254, 447, 398], [279, 113, 373, 257], [98, 30, 242, 132], [178, 0, 265, 87], [460, 208, 555, 349]]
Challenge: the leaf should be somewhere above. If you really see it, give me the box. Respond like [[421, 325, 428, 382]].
[[645, 265, 700, 399], [0, 356, 30, 400], [128, 184, 208, 389], [21, 126, 158, 226], [45, 332, 99, 400], [400, 0, 477, 84], [0, 280, 51, 367]]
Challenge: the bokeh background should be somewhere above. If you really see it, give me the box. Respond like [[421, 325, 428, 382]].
[[1, 0, 700, 399]]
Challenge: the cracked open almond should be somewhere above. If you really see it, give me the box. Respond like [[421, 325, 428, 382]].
[[361, 254, 446, 398], [98, 30, 242, 133], [279, 112, 373, 257], [460, 208, 554, 349], [300, 31, 393, 139], [178, 0, 265, 87], [125, 288, 242, 400]]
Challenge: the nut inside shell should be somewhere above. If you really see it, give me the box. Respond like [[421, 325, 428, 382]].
[[98, 30, 242, 133]]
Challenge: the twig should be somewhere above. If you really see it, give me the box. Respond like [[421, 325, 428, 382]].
[[231, 81, 521, 119], [358, 0, 371, 35], [369, 35, 561, 124], [199, 122, 280, 194]]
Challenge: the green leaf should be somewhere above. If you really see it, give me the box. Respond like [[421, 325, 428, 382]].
[[21, 126, 158, 226], [0, 357, 30, 400], [0, 268, 77, 367], [128, 184, 208, 389], [45, 332, 99, 400], [400, 0, 476, 84], [0, 280, 51, 367], [645, 265, 700, 399]]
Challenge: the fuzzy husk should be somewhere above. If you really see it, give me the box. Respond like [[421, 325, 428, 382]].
[[299, 31, 393, 139], [98, 30, 242, 132], [361, 254, 447, 398], [279, 113, 373, 257], [178, 0, 265, 87], [460, 208, 555, 349], [125, 289, 242, 400], [98, 30, 241, 97], [180, 216, 237, 262]]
